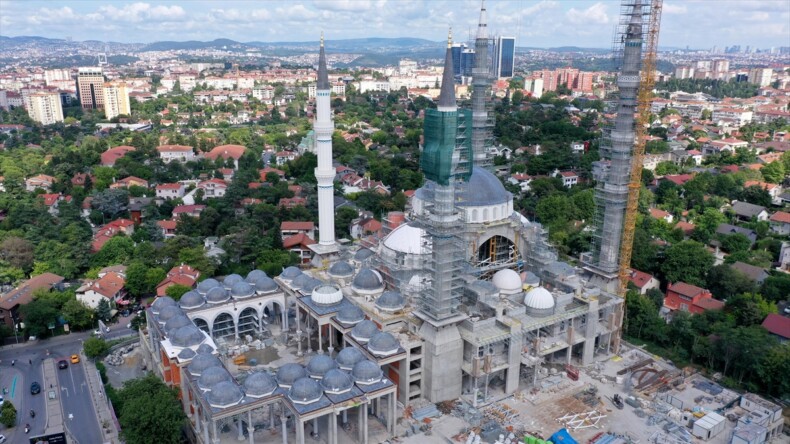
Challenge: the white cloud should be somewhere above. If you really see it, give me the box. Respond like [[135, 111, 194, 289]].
[[313, 0, 372, 11], [663, 3, 687, 14], [566, 2, 610, 26]]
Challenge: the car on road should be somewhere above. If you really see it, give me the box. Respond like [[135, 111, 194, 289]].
[[0, 433, 6, 443], [120, 309, 131, 317], [58, 360, 68, 369], [30, 382, 41, 395], [0, 395, 4, 405], [71, 354, 80, 364]]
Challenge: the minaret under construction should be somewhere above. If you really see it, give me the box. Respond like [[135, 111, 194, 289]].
[[470, 0, 494, 166], [309, 33, 340, 261], [584, 1, 647, 291]]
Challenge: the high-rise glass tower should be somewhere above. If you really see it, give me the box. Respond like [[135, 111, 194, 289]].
[[493, 36, 516, 78]]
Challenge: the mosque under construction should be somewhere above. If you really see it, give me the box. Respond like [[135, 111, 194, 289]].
[[138, 2, 650, 443]]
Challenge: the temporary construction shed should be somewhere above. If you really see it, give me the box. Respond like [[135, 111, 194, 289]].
[[692, 411, 726, 440]]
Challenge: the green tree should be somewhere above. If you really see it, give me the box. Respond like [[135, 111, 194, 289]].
[[760, 161, 785, 184], [692, 208, 726, 243], [661, 240, 714, 286], [117, 374, 187, 444], [0, 400, 17, 427], [761, 273, 790, 302], [165, 284, 191, 301], [536, 194, 572, 225], [92, 235, 135, 268], [0, 236, 34, 272], [335, 207, 359, 239], [705, 265, 756, 300], [725, 292, 777, 327], [719, 233, 752, 254], [62, 298, 95, 330], [96, 298, 112, 321], [125, 261, 165, 297], [19, 297, 59, 337], [84, 337, 110, 359]]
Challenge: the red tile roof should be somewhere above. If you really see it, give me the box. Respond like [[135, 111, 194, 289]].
[[761, 313, 790, 339], [156, 183, 183, 190], [693, 297, 725, 311], [101, 145, 136, 166], [770, 211, 790, 224], [173, 204, 206, 215], [206, 144, 246, 160], [628, 269, 655, 289], [663, 174, 694, 185], [282, 232, 316, 249], [156, 144, 193, 152], [668, 282, 707, 298], [281, 221, 315, 231]]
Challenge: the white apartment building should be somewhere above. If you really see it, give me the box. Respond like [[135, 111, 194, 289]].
[[748, 68, 773, 87], [24, 92, 64, 125], [103, 81, 131, 119]]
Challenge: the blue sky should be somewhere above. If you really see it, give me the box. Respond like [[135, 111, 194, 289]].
[[1, 1, 788, 49]]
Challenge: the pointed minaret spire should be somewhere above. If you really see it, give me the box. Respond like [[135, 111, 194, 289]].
[[437, 27, 457, 111], [317, 31, 329, 90], [477, 0, 488, 39]]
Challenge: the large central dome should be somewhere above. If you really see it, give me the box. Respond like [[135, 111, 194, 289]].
[[456, 167, 512, 207]]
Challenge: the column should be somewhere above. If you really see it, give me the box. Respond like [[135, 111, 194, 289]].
[[296, 419, 305, 444], [330, 412, 338, 444], [342, 410, 348, 428], [358, 405, 364, 443], [212, 420, 220, 444], [311, 417, 319, 439], [270, 404, 275, 430], [203, 419, 210, 444], [317, 322, 324, 354], [237, 414, 245, 441], [248, 411, 255, 444], [328, 327, 335, 355], [363, 405, 369, 444], [281, 414, 288, 444], [388, 393, 396, 436], [296, 307, 303, 357]]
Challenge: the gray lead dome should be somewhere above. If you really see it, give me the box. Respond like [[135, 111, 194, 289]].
[[223, 274, 244, 289], [280, 266, 302, 279], [177, 348, 196, 360], [179, 290, 205, 309], [151, 296, 176, 315], [367, 332, 400, 356], [336, 305, 365, 325], [188, 352, 221, 376], [244, 371, 277, 398], [252, 275, 278, 292], [205, 286, 229, 304], [246, 269, 268, 282], [306, 354, 337, 379], [276, 363, 307, 387], [375, 291, 405, 312], [207, 380, 244, 408], [350, 320, 379, 343], [288, 377, 323, 404], [231, 281, 255, 299], [198, 365, 231, 391], [352, 268, 383, 290], [352, 360, 383, 385], [456, 167, 512, 207], [354, 248, 374, 261], [336, 347, 365, 370], [321, 369, 353, 393], [328, 261, 354, 278], [157, 305, 182, 324], [171, 324, 205, 347], [197, 278, 221, 295], [164, 314, 191, 333]]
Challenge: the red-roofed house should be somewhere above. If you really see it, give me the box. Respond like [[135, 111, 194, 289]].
[[110, 176, 149, 189], [101, 145, 136, 166], [156, 144, 195, 163], [350, 218, 383, 239], [282, 232, 316, 264], [769, 211, 790, 235], [662, 174, 694, 186], [744, 180, 782, 205], [556, 170, 578, 188], [39, 193, 71, 215], [156, 264, 200, 296], [648, 208, 673, 223], [280, 221, 315, 240], [279, 197, 307, 209], [674, 221, 696, 237], [157, 219, 178, 238], [156, 183, 185, 200], [206, 144, 246, 169], [76, 271, 126, 309], [71, 172, 93, 187], [274, 151, 299, 166], [628, 269, 660, 295], [663, 282, 723, 316], [761, 313, 790, 342], [173, 204, 206, 218], [259, 167, 285, 180], [25, 174, 56, 192], [92, 219, 135, 251], [198, 179, 228, 198]]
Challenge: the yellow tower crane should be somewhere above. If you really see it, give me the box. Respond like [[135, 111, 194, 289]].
[[618, 0, 664, 298]]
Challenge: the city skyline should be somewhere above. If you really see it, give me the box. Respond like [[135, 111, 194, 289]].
[[1, 0, 788, 50]]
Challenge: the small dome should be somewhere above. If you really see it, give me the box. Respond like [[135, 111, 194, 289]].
[[523, 287, 555, 311], [312, 285, 343, 305], [306, 354, 337, 379], [231, 281, 255, 299], [492, 269, 522, 294], [198, 365, 230, 391], [382, 223, 429, 255], [244, 371, 277, 398], [328, 261, 354, 278], [367, 332, 400, 357], [352, 268, 383, 291], [164, 314, 191, 334], [350, 320, 379, 343], [299, 277, 323, 293], [523, 271, 540, 287], [151, 296, 176, 315], [252, 276, 278, 293], [291, 273, 310, 289], [177, 348, 196, 360], [276, 363, 307, 388], [375, 291, 405, 312], [336, 305, 365, 325], [288, 377, 323, 405], [336, 347, 365, 370], [171, 324, 205, 348], [352, 360, 383, 385], [179, 290, 205, 309], [223, 274, 244, 289], [207, 380, 244, 408], [280, 266, 302, 279], [196, 343, 214, 354], [205, 286, 230, 304], [321, 369, 354, 394], [188, 352, 221, 376], [157, 305, 182, 324], [245, 269, 268, 282], [197, 278, 221, 295], [354, 248, 374, 261]]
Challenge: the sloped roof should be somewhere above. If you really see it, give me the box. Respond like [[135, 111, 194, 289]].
[[761, 313, 790, 339]]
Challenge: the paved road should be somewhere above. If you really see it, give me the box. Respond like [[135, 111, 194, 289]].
[[57, 356, 103, 444]]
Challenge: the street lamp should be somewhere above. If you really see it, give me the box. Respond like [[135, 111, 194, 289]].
[[10, 312, 19, 344]]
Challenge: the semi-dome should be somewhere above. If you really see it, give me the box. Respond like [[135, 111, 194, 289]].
[[367, 332, 400, 357], [492, 269, 522, 294], [321, 369, 354, 394], [151, 296, 176, 314], [352, 268, 383, 291], [197, 278, 221, 295], [291, 273, 310, 289], [456, 167, 512, 207], [280, 266, 302, 279], [223, 274, 244, 289], [205, 286, 230, 304], [246, 269, 268, 282], [207, 380, 244, 408], [177, 348, 196, 360], [328, 261, 354, 278], [523, 287, 555, 312], [171, 324, 205, 347], [244, 371, 277, 398], [306, 354, 337, 379], [354, 248, 374, 261], [352, 360, 383, 385], [196, 343, 214, 354], [336, 305, 365, 325], [179, 290, 205, 309], [276, 363, 307, 388], [299, 277, 323, 293], [164, 314, 191, 333], [312, 285, 343, 305], [252, 276, 278, 293], [157, 305, 182, 324], [523, 271, 540, 287], [288, 377, 323, 404], [350, 320, 379, 343], [382, 223, 429, 255], [375, 291, 405, 312], [231, 281, 255, 299], [336, 347, 365, 370], [198, 365, 231, 391], [188, 352, 221, 376]]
